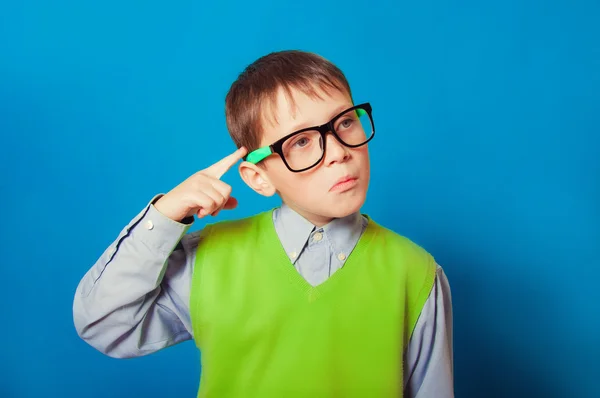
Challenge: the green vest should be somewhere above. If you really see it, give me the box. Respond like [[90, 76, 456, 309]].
[[190, 210, 436, 398]]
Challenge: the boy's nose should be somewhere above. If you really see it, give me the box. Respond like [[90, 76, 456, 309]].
[[324, 133, 350, 165]]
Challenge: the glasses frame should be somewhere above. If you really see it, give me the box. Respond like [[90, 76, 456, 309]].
[[244, 102, 374, 172]]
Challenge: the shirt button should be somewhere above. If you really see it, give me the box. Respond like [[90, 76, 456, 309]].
[[290, 252, 297, 259], [313, 232, 323, 242], [337, 253, 346, 261], [145, 220, 154, 230]]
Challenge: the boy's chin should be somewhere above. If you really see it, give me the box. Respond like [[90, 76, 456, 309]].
[[284, 190, 367, 221], [324, 195, 366, 217]]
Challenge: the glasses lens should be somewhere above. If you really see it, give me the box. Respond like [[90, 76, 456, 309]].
[[281, 130, 323, 171], [333, 106, 373, 146]]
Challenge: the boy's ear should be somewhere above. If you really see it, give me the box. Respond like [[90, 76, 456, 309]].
[[238, 161, 276, 197]]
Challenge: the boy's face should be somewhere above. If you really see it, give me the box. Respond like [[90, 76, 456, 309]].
[[239, 85, 371, 226]]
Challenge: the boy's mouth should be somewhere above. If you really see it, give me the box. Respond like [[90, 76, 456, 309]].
[[330, 175, 358, 192]]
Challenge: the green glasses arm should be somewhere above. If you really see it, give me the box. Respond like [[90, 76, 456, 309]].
[[245, 146, 273, 164]]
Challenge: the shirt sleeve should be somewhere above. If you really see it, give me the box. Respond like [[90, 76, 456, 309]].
[[72, 194, 201, 358], [403, 264, 454, 398]]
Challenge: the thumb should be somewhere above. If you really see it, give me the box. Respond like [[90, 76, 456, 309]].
[[210, 197, 238, 217], [222, 196, 238, 210]]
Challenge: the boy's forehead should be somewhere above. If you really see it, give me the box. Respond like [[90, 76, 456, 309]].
[[260, 85, 351, 142]]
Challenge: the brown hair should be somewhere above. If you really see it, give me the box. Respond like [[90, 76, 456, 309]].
[[225, 50, 352, 153]]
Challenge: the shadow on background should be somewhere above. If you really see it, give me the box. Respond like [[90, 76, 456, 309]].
[[440, 242, 570, 398]]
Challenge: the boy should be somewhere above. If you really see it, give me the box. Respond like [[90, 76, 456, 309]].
[[73, 50, 453, 397]]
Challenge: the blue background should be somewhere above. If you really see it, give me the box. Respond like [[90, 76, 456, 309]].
[[1, 0, 598, 397]]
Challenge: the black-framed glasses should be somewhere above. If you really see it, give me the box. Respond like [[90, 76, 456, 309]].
[[244, 102, 374, 172]]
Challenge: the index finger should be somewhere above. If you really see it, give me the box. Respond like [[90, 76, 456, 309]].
[[203, 146, 248, 179]]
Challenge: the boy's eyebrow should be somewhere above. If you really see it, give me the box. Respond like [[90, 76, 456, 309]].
[[287, 104, 353, 133]]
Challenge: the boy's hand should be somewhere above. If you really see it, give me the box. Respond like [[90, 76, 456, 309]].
[[154, 147, 248, 222]]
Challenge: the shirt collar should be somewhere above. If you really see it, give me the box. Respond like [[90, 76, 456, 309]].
[[272, 202, 367, 264]]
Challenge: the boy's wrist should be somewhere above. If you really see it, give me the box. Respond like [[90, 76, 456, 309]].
[[150, 194, 194, 225]]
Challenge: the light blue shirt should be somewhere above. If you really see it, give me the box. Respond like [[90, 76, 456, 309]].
[[73, 195, 454, 397]]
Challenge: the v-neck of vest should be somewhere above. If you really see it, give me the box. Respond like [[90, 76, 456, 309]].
[[260, 209, 378, 301]]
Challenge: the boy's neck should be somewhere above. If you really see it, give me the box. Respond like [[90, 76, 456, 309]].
[[280, 201, 352, 228]]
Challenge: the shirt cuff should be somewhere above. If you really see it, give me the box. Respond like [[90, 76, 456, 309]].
[[130, 195, 193, 255]]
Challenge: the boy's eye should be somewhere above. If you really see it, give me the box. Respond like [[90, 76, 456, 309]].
[[284, 132, 317, 152], [337, 118, 355, 130], [293, 137, 311, 148]]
